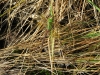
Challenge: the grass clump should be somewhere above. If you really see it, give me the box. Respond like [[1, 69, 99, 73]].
[[0, 0, 100, 75]]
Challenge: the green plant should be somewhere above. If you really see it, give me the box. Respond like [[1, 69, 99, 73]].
[[88, 0, 100, 12], [47, 0, 55, 75], [82, 30, 100, 38]]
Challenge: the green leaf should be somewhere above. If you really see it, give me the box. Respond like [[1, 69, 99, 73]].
[[88, 0, 100, 12], [83, 31, 100, 38]]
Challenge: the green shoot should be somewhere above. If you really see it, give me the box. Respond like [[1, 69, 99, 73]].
[[83, 30, 100, 38], [47, 0, 54, 75], [88, 0, 100, 12]]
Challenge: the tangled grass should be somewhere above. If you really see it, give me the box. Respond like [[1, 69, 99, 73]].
[[0, 0, 100, 75]]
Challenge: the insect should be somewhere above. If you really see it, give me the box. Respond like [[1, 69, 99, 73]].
[[47, 17, 53, 31]]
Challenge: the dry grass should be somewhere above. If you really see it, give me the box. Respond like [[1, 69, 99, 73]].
[[0, 0, 100, 75]]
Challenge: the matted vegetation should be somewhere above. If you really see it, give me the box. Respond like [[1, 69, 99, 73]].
[[0, 0, 100, 75]]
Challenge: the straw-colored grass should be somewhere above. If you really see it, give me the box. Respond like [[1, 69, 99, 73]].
[[0, 0, 100, 75]]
